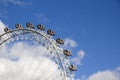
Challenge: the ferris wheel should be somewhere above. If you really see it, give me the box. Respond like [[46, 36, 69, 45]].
[[0, 22, 77, 80]]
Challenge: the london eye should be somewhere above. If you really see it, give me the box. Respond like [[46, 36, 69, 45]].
[[0, 22, 77, 80]]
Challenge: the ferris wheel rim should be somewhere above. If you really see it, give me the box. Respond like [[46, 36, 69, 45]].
[[0, 28, 69, 80]]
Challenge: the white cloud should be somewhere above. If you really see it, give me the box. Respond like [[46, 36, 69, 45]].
[[71, 50, 85, 65], [34, 12, 50, 23], [0, 10, 8, 20], [0, 20, 7, 35], [88, 68, 120, 80], [78, 67, 120, 80], [64, 38, 78, 48], [0, 42, 62, 80], [0, 0, 32, 6], [116, 66, 120, 71]]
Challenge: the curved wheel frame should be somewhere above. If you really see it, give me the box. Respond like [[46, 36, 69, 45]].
[[0, 28, 74, 80]]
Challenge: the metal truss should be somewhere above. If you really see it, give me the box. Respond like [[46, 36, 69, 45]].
[[0, 24, 76, 80]]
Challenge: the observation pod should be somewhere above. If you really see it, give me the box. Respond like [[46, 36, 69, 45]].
[[63, 50, 72, 56], [69, 64, 77, 71], [47, 29, 55, 36], [15, 24, 23, 29], [4, 28, 10, 33], [37, 24, 45, 30], [56, 38, 64, 44], [26, 22, 34, 29]]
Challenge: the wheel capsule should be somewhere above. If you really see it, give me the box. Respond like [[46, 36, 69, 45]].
[[37, 24, 45, 30], [4, 28, 10, 33], [63, 50, 72, 56], [69, 64, 77, 71], [56, 38, 64, 44], [47, 29, 55, 36], [15, 24, 23, 29], [26, 22, 34, 29]]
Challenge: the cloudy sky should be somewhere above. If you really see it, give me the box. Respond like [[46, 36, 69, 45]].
[[0, 0, 120, 80]]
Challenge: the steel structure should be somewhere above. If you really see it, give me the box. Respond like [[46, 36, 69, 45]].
[[0, 23, 77, 80]]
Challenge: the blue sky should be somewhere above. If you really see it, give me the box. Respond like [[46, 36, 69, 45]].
[[0, 0, 120, 79]]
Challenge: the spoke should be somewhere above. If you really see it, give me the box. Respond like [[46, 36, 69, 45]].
[[38, 62, 58, 80]]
